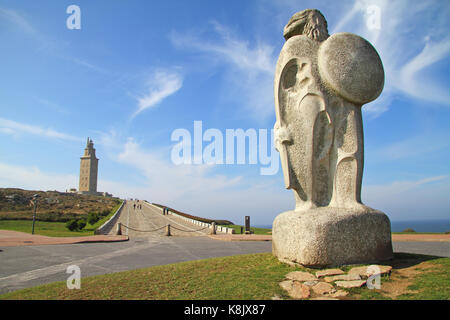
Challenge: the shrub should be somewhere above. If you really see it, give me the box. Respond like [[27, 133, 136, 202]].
[[66, 218, 87, 231], [66, 219, 79, 231], [87, 212, 100, 225], [403, 228, 416, 233], [78, 219, 87, 230], [445, 231, 450, 234]]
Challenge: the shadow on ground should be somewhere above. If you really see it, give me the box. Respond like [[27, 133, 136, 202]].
[[390, 252, 442, 269]]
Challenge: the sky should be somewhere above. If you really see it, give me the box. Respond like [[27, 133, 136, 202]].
[[0, 0, 449, 225]]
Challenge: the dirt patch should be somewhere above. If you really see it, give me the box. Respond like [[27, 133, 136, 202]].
[[343, 253, 444, 300], [379, 261, 437, 299]]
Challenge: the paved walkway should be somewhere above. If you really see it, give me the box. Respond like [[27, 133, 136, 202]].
[[0, 230, 128, 247], [113, 201, 214, 238]]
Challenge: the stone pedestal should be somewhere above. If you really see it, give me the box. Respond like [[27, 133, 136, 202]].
[[272, 206, 393, 268]]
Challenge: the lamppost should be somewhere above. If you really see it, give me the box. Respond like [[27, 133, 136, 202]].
[[31, 194, 40, 235]]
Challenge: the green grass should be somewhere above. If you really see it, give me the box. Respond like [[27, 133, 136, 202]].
[[397, 257, 450, 300], [0, 252, 448, 300], [219, 224, 272, 235], [0, 201, 123, 237], [0, 253, 307, 300]]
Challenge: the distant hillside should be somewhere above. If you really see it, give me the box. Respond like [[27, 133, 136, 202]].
[[0, 188, 121, 222]]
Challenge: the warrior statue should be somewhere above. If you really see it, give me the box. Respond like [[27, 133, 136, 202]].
[[272, 9, 393, 267]]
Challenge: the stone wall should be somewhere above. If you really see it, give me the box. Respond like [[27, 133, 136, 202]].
[[143, 201, 235, 234]]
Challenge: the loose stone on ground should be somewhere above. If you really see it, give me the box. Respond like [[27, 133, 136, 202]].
[[323, 274, 361, 282], [311, 282, 336, 295], [278, 264, 392, 299], [286, 271, 318, 282], [315, 268, 345, 278], [348, 265, 392, 278], [335, 280, 367, 288]]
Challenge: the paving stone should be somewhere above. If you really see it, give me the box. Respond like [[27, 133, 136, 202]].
[[279, 280, 294, 291], [303, 281, 319, 287], [289, 282, 311, 299], [279, 280, 311, 299], [323, 274, 361, 282], [348, 265, 392, 278], [311, 282, 336, 295], [315, 268, 345, 278], [286, 271, 318, 282], [335, 280, 367, 288]]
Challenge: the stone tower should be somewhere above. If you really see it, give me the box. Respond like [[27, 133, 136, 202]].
[[79, 137, 99, 195]]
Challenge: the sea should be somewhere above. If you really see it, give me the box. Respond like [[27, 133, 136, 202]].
[[255, 219, 450, 233]]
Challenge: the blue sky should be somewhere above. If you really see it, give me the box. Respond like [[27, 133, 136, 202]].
[[1, 0, 449, 225]]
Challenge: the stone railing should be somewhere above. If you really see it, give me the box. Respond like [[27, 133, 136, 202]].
[[143, 201, 235, 234], [95, 200, 125, 235]]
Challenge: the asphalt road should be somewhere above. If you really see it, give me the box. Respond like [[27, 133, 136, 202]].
[[0, 201, 448, 295]]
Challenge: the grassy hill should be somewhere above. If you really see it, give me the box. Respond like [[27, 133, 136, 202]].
[[0, 188, 121, 222]]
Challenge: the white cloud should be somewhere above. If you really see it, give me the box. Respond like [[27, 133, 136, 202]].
[[363, 175, 450, 220], [93, 132, 293, 224], [33, 96, 69, 115], [0, 117, 81, 142], [0, 6, 106, 74], [0, 162, 78, 191], [170, 22, 277, 121], [0, 7, 36, 35], [131, 71, 183, 119], [330, 0, 450, 115], [372, 131, 450, 161]]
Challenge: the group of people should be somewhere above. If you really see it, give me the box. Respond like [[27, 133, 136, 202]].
[[133, 200, 142, 210]]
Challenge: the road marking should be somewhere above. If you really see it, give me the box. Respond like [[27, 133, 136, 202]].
[[0, 240, 162, 290]]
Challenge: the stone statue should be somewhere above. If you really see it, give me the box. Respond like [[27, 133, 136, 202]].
[[272, 9, 393, 267]]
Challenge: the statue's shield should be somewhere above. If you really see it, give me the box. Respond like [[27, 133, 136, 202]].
[[318, 32, 384, 105]]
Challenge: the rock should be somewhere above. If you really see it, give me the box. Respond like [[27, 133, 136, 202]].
[[348, 265, 392, 278], [271, 295, 283, 300], [303, 281, 319, 287], [315, 268, 344, 278], [279, 280, 310, 299], [309, 297, 340, 300], [330, 290, 348, 298], [335, 280, 367, 288], [324, 274, 361, 282], [311, 282, 336, 295], [279, 280, 294, 292], [289, 282, 311, 299], [286, 271, 318, 282]]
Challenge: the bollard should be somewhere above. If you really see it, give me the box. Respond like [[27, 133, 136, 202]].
[[245, 216, 251, 234], [116, 222, 122, 235], [165, 224, 171, 236], [210, 222, 216, 235]]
